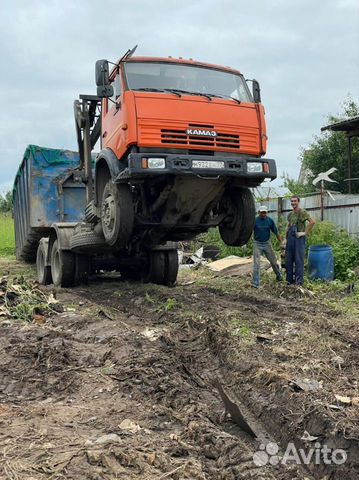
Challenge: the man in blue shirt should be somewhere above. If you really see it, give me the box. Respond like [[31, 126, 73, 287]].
[[252, 205, 283, 288]]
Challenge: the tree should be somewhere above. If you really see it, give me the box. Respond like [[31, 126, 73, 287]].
[[281, 174, 314, 197], [0, 191, 13, 213], [299, 99, 359, 194]]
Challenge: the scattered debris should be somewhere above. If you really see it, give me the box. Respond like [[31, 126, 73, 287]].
[[181, 245, 221, 269], [178, 280, 196, 286], [92, 433, 122, 445], [256, 333, 274, 344], [189, 247, 208, 268], [207, 255, 269, 276], [329, 404, 344, 411], [32, 314, 46, 325], [301, 430, 319, 442], [334, 394, 352, 405], [213, 378, 257, 437], [290, 378, 322, 392], [331, 355, 345, 369], [140, 327, 166, 342], [119, 419, 142, 433]]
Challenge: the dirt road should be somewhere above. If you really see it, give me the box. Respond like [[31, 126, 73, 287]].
[[0, 261, 357, 479]]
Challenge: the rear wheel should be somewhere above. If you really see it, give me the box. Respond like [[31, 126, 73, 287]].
[[149, 251, 166, 284], [146, 250, 179, 286], [36, 240, 52, 285], [51, 239, 75, 287], [164, 250, 179, 286], [219, 187, 255, 246], [101, 181, 134, 248]]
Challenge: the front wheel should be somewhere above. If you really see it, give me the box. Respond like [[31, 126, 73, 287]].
[[101, 181, 134, 249], [219, 187, 255, 246]]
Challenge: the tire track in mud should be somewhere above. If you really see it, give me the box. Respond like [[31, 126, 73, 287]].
[[0, 281, 297, 480], [2, 272, 349, 479], [70, 279, 313, 480]]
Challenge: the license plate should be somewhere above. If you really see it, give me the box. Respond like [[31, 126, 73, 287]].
[[192, 160, 225, 169]]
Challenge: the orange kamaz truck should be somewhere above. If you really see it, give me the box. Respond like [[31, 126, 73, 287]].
[[14, 47, 276, 287]]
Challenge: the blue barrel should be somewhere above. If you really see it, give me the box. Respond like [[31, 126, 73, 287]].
[[308, 245, 334, 281]]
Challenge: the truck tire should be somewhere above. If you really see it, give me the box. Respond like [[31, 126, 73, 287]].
[[101, 181, 134, 249], [36, 241, 52, 285], [70, 230, 107, 253], [219, 187, 255, 246], [149, 251, 166, 284], [51, 239, 75, 287], [164, 250, 179, 286], [145, 250, 179, 286]]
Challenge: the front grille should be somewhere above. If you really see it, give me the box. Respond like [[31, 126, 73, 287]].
[[161, 128, 240, 150]]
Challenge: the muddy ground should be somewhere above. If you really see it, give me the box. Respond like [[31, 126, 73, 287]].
[[0, 259, 358, 480]]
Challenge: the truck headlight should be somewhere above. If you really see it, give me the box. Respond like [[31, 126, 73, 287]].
[[142, 157, 166, 169], [247, 162, 263, 173]]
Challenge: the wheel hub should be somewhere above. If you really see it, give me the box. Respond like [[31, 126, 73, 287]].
[[102, 194, 116, 230]]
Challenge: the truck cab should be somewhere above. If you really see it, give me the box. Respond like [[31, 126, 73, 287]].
[[93, 55, 276, 253]]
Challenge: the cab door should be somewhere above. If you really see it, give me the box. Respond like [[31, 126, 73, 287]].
[[101, 72, 126, 159]]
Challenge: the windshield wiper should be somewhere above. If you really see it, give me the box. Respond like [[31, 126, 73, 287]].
[[164, 89, 183, 97], [135, 87, 182, 97], [134, 88, 241, 103], [208, 93, 242, 104], [167, 89, 242, 103], [167, 89, 213, 101]]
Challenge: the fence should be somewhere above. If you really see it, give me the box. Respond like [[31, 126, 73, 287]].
[[256, 193, 359, 236]]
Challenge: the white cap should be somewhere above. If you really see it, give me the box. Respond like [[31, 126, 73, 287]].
[[258, 205, 268, 213]]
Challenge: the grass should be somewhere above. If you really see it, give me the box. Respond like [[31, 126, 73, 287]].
[[0, 213, 15, 256]]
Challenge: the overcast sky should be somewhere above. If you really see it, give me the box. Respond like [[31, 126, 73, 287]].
[[1, 0, 358, 194]]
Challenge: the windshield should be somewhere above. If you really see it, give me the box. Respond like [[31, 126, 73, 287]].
[[124, 62, 252, 102]]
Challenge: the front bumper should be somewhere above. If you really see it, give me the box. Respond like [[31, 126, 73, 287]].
[[115, 153, 277, 182]]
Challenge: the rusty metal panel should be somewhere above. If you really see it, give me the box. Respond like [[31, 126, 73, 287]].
[[13, 145, 86, 260], [324, 194, 359, 236]]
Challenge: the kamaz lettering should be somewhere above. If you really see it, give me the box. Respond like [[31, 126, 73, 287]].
[[186, 129, 218, 137]]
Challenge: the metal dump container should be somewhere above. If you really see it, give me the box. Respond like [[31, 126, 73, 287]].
[[13, 145, 86, 260]]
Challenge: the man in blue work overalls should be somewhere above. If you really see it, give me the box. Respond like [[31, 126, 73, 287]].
[[252, 205, 282, 288], [285, 196, 315, 285]]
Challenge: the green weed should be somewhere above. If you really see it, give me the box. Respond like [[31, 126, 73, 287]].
[[238, 325, 251, 337], [1, 276, 50, 322], [163, 298, 177, 311]]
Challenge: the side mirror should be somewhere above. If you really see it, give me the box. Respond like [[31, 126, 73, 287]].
[[95, 59, 114, 98], [252, 79, 261, 103]]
